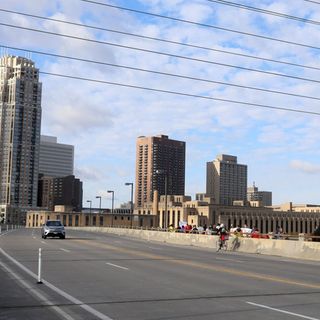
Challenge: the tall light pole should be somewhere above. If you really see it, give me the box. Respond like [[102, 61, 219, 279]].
[[155, 170, 168, 230], [96, 196, 102, 215], [107, 190, 114, 227], [125, 182, 134, 228], [86, 200, 92, 226]]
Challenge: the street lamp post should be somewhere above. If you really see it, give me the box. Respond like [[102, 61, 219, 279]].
[[86, 200, 92, 226], [125, 182, 134, 228], [96, 196, 102, 215], [107, 190, 114, 227]]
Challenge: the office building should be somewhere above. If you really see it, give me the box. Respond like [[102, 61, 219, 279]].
[[206, 154, 247, 205], [247, 184, 272, 206], [38, 175, 82, 211], [39, 135, 74, 177], [0, 56, 42, 208], [135, 135, 185, 211]]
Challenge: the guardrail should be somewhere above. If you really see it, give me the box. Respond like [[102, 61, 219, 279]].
[[81, 224, 320, 242], [0, 224, 24, 234]]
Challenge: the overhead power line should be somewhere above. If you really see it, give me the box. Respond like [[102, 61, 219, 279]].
[[35, 71, 320, 116], [2, 63, 317, 115], [303, 0, 320, 4], [206, 0, 320, 26], [2, 22, 320, 85], [2, 8, 320, 73], [1, 8, 319, 72], [79, 0, 320, 51], [3, 44, 320, 102]]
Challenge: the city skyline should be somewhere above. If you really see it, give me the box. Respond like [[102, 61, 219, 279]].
[[1, 1, 319, 207]]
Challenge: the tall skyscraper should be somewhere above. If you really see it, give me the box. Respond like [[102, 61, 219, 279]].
[[39, 135, 74, 177], [38, 175, 83, 211], [135, 135, 185, 211], [206, 154, 247, 205], [0, 56, 42, 207], [247, 183, 272, 206]]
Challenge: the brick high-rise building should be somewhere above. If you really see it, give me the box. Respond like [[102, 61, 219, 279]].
[[38, 175, 82, 212], [206, 154, 247, 205], [135, 135, 185, 212], [0, 56, 42, 207]]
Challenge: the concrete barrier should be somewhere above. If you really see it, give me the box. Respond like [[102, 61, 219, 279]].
[[69, 227, 320, 261]]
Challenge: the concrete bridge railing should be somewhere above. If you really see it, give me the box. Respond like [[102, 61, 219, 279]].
[[69, 227, 320, 261]]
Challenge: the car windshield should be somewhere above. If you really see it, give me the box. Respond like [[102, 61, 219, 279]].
[[46, 221, 62, 227]]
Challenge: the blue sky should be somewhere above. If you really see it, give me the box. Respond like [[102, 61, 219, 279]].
[[1, 0, 319, 208]]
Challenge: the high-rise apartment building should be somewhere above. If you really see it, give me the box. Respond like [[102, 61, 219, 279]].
[[39, 135, 74, 177], [247, 184, 272, 206], [38, 175, 82, 211], [0, 56, 42, 207], [206, 154, 247, 205], [135, 135, 185, 211]]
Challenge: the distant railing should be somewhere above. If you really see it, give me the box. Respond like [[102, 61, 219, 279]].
[[82, 224, 320, 242], [0, 224, 24, 234]]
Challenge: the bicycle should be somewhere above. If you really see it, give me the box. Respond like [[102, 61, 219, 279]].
[[216, 235, 228, 252]]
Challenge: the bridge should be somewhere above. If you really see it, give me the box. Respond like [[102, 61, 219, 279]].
[[1, 227, 319, 319]]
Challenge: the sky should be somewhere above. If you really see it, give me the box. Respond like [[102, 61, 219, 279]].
[[1, 0, 319, 208]]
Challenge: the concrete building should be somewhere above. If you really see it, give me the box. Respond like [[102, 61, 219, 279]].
[[26, 206, 157, 229], [39, 135, 74, 177], [135, 135, 185, 212], [0, 56, 42, 210], [206, 154, 247, 205], [153, 195, 320, 235], [247, 184, 272, 206], [37, 175, 82, 211]]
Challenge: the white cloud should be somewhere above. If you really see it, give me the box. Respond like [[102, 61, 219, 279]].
[[2, 0, 320, 204], [290, 160, 320, 174]]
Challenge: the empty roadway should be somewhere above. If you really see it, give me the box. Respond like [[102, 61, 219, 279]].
[[1, 228, 319, 320]]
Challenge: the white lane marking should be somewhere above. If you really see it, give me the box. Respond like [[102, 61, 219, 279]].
[[0, 260, 75, 320], [246, 302, 320, 320], [106, 263, 129, 270], [148, 246, 163, 250], [41, 241, 46, 244], [60, 248, 71, 253], [0, 248, 113, 320], [216, 257, 243, 263]]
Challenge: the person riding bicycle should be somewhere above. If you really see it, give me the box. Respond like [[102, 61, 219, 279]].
[[231, 226, 243, 250], [217, 224, 228, 251]]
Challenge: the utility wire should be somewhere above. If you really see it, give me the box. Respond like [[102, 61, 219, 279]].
[[3, 44, 320, 102], [206, 0, 320, 26], [1, 8, 320, 72], [79, 0, 320, 51], [303, 0, 320, 4], [2, 22, 320, 85], [35, 71, 320, 116], [2, 63, 317, 115]]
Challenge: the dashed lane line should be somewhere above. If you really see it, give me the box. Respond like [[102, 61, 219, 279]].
[[106, 262, 129, 270], [246, 301, 320, 320], [74, 239, 320, 290], [0, 248, 114, 320]]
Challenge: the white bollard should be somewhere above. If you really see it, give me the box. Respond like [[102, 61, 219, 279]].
[[37, 248, 43, 284]]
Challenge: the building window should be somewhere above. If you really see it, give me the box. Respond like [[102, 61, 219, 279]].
[[75, 215, 79, 226]]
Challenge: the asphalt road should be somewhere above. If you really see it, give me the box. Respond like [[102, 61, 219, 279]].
[[1, 228, 320, 320]]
